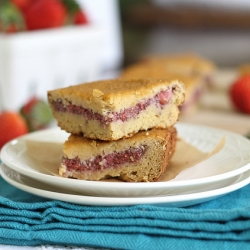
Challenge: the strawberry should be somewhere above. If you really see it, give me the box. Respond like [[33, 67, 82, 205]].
[[11, 0, 33, 13], [0, 111, 28, 149], [74, 10, 88, 25], [229, 75, 250, 114], [20, 96, 53, 132], [0, 0, 26, 33], [25, 0, 66, 30], [60, 0, 88, 25]]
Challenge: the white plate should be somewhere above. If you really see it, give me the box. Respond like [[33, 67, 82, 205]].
[[1, 123, 250, 197], [1, 163, 250, 207]]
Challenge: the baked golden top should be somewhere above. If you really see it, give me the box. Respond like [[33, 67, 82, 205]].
[[141, 53, 216, 74], [48, 78, 185, 112], [120, 64, 200, 91], [63, 127, 175, 160], [49, 78, 178, 97]]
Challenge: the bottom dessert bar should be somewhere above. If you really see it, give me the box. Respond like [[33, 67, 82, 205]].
[[60, 127, 177, 182]]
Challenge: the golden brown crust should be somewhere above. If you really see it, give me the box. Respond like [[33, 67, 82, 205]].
[[60, 127, 177, 182], [48, 78, 185, 140], [140, 52, 216, 75], [120, 63, 201, 97], [48, 78, 185, 112], [120, 53, 214, 115]]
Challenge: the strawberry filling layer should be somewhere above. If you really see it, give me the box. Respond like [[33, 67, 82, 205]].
[[52, 89, 173, 125], [62, 145, 147, 172]]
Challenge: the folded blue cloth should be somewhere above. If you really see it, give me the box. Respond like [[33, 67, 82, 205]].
[[1, 176, 250, 250]]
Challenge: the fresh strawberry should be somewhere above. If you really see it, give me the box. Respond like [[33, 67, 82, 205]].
[[74, 10, 88, 25], [0, 111, 28, 149], [20, 96, 53, 132], [25, 0, 66, 30], [11, 0, 33, 13], [0, 0, 26, 33], [60, 0, 88, 25], [229, 75, 250, 114]]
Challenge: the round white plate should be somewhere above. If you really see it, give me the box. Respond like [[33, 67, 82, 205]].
[[1, 123, 250, 197], [1, 163, 250, 207]]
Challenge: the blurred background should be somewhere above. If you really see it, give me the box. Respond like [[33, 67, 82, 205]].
[[119, 0, 250, 67], [0, 0, 250, 148]]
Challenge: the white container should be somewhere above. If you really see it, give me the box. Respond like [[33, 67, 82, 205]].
[[0, 25, 105, 111]]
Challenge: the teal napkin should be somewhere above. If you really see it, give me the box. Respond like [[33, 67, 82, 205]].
[[1, 176, 250, 250]]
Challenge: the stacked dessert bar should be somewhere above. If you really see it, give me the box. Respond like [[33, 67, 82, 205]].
[[121, 53, 215, 114], [48, 78, 185, 182]]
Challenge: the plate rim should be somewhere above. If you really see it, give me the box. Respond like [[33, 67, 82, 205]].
[[1, 122, 250, 190], [1, 163, 250, 207]]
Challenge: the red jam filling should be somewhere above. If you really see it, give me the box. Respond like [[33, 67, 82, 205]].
[[52, 88, 173, 125], [62, 145, 147, 172]]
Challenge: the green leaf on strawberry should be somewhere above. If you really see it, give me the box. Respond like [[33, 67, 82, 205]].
[[0, 0, 26, 33], [60, 0, 81, 15], [60, 0, 88, 25]]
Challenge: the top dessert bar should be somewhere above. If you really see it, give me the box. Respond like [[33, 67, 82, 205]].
[[48, 78, 185, 141]]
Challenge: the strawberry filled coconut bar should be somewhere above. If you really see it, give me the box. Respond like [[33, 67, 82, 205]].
[[48, 78, 185, 141], [60, 127, 177, 182]]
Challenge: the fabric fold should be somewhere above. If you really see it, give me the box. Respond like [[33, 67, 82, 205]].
[[1, 177, 250, 249]]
